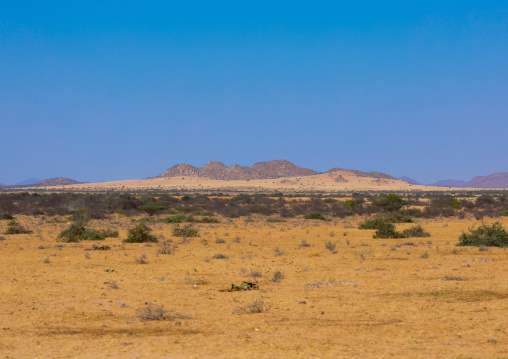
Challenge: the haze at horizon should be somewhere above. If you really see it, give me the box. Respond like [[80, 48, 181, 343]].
[[1, 1, 507, 185]]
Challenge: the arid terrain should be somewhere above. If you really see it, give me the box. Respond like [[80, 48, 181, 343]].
[[1, 205, 507, 358], [22, 172, 462, 193]]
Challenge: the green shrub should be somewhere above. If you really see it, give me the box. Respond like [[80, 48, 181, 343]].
[[1, 213, 14, 220], [372, 193, 407, 212], [173, 225, 199, 238], [5, 220, 32, 234], [58, 221, 118, 242], [358, 216, 390, 230], [193, 211, 215, 216], [303, 212, 328, 220], [373, 222, 405, 239], [403, 225, 431, 238], [498, 209, 508, 216], [124, 223, 158, 243], [198, 216, 220, 223], [457, 222, 508, 247], [163, 214, 188, 223]]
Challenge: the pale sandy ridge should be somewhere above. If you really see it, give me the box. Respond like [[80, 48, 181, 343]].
[[24, 171, 480, 193]]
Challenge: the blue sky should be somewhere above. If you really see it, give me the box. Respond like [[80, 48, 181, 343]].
[[1, 1, 507, 185]]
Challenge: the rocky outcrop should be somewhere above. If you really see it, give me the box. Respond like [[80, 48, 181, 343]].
[[154, 159, 318, 180], [326, 168, 396, 180], [32, 178, 81, 186]]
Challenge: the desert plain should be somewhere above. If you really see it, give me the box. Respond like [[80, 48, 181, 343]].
[[1, 204, 507, 358]]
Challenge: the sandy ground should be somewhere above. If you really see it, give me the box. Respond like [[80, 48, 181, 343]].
[[28, 172, 471, 193], [0, 214, 507, 358]]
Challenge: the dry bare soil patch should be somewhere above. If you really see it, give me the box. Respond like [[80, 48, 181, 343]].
[[1, 215, 507, 358]]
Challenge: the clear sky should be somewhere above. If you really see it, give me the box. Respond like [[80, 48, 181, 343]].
[[1, 1, 507, 185]]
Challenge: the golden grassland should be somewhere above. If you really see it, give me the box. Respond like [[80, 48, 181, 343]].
[[1, 214, 507, 358], [27, 172, 474, 193]]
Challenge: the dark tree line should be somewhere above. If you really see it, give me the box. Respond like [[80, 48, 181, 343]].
[[0, 192, 507, 220]]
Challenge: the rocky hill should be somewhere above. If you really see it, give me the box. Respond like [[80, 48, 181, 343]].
[[326, 167, 396, 180], [463, 172, 508, 188], [31, 178, 81, 187], [154, 160, 318, 180]]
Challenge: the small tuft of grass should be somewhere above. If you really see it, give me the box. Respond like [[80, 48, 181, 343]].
[[403, 225, 431, 238], [136, 254, 148, 264], [271, 270, 284, 282], [325, 240, 337, 254], [273, 247, 285, 256], [136, 303, 189, 321], [157, 239, 177, 255], [213, 253, 228, 259], [299, 239, 311, 247], [236, 299, 269, 314], [420, 251, 429, 259]]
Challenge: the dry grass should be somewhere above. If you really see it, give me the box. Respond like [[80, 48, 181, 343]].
[[1, 214, 507, 358]]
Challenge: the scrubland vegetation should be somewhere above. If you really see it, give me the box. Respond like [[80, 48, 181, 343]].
[[0, 190, 507, 358]]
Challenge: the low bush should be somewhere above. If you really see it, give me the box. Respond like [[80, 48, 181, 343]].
[[403, 225, 431, 238], [304, 212, 328, 220], [457, 222, 508, 247], [58, 221, 118, 242], [157, 239, 177, 254], [5, 220, 32, 234], [163, 214, 188, 223], [373, 222, 405, 239], [136, 303, 189, 321], [173, 225, 199, 238], [124, 223, 158, 243], [358, 216, 390, 230]]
